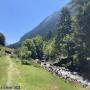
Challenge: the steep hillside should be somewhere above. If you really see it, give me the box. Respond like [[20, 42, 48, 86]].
[[20, 11, 60, 41], [8, 11, 60, 48], [8, 4, 74, 48]]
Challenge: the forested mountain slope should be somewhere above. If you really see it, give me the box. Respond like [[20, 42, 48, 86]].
[[20, 11, 60, 41]]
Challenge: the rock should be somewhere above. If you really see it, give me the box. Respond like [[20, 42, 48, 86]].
[[41, 61, 90, 87]]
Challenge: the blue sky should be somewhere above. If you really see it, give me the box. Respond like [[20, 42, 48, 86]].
[[0, 0, 70, 44]]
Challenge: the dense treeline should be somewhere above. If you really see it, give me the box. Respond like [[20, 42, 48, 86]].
[[17, 0, 90, 74], [17, 36, 43, 60]]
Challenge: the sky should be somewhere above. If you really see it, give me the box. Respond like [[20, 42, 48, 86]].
[[0, 0, 70, 44]]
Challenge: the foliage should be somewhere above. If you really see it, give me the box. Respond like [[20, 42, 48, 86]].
[[70, 0, 90, 63], [43, 40, 55, 60], [17, 35, 43, 60], [17, 0, 90, 70], [0, 33, 5, 46], [22, 39, 37, 59], [18, 46, 32, 60], [33, 35, 43, 59], [55, 6, 74, 64], [55, 7, 72, 56]]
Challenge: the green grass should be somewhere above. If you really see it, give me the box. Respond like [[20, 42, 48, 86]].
[[0, 56, 86, 90], [0, 56, 8, 85]]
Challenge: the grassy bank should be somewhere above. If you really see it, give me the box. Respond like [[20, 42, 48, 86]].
[[0, 56, 86, 90]]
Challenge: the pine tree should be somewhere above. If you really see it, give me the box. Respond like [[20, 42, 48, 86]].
[[71, 0, 90, 61], [55, 7, 72, 58], [68, 1, 90, 71]]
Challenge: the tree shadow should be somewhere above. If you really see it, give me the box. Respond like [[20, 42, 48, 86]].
[[53, 58, 90, 81], [76, 60, 90, 81]]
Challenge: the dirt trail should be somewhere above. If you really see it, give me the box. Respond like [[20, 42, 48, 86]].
[[6, 55, 20, 86]]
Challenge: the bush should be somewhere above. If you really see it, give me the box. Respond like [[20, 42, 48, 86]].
[[21, 60, 31, 65], [30, 61, 41, 68]]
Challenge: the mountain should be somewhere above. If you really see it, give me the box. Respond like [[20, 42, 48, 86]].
[[8, 10, 60, 48], [20, 11, 60, 41], [9, 3, 74, 48], [20, 3, 75, 42]]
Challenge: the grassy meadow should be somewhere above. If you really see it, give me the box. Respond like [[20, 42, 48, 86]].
[[0, 56, 86, 90]]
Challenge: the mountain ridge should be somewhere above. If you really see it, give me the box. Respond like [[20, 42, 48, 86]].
[[20, 10, 60, 41], [9, 10, 61, 48]]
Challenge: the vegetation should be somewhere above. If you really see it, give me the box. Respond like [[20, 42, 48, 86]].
[[0, 57, 8, 85], [17, 35, 43, 64], [0, 0, 90, 89], [0, 56, 86, 90], [16, 0, 90, 75], [0, 33, 5, 46], [55, 7, 72, 58], [43, 40, 55, 61]]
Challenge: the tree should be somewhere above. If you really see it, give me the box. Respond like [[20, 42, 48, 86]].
[[55, 7, 72, 58], [18, 46, 32, 60], [20, 35, 43, 60], [71, 0, 90, 62], [62, 34, 76, 66], [33, 35, 43, 59], [0, 33, 5, 46], [22, 39, 37, 59], [43, 40, 55, 61], [44, 30, 52, 41]]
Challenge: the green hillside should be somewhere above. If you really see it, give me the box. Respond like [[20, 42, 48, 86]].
[[0, 56, 86, 90]]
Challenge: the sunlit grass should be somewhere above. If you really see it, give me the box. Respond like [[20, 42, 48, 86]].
[[0, 56, 86, 90], [0, 56, 8, 85]]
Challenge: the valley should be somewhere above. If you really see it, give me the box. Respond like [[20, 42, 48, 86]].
[[0, 0, 90, 90]]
